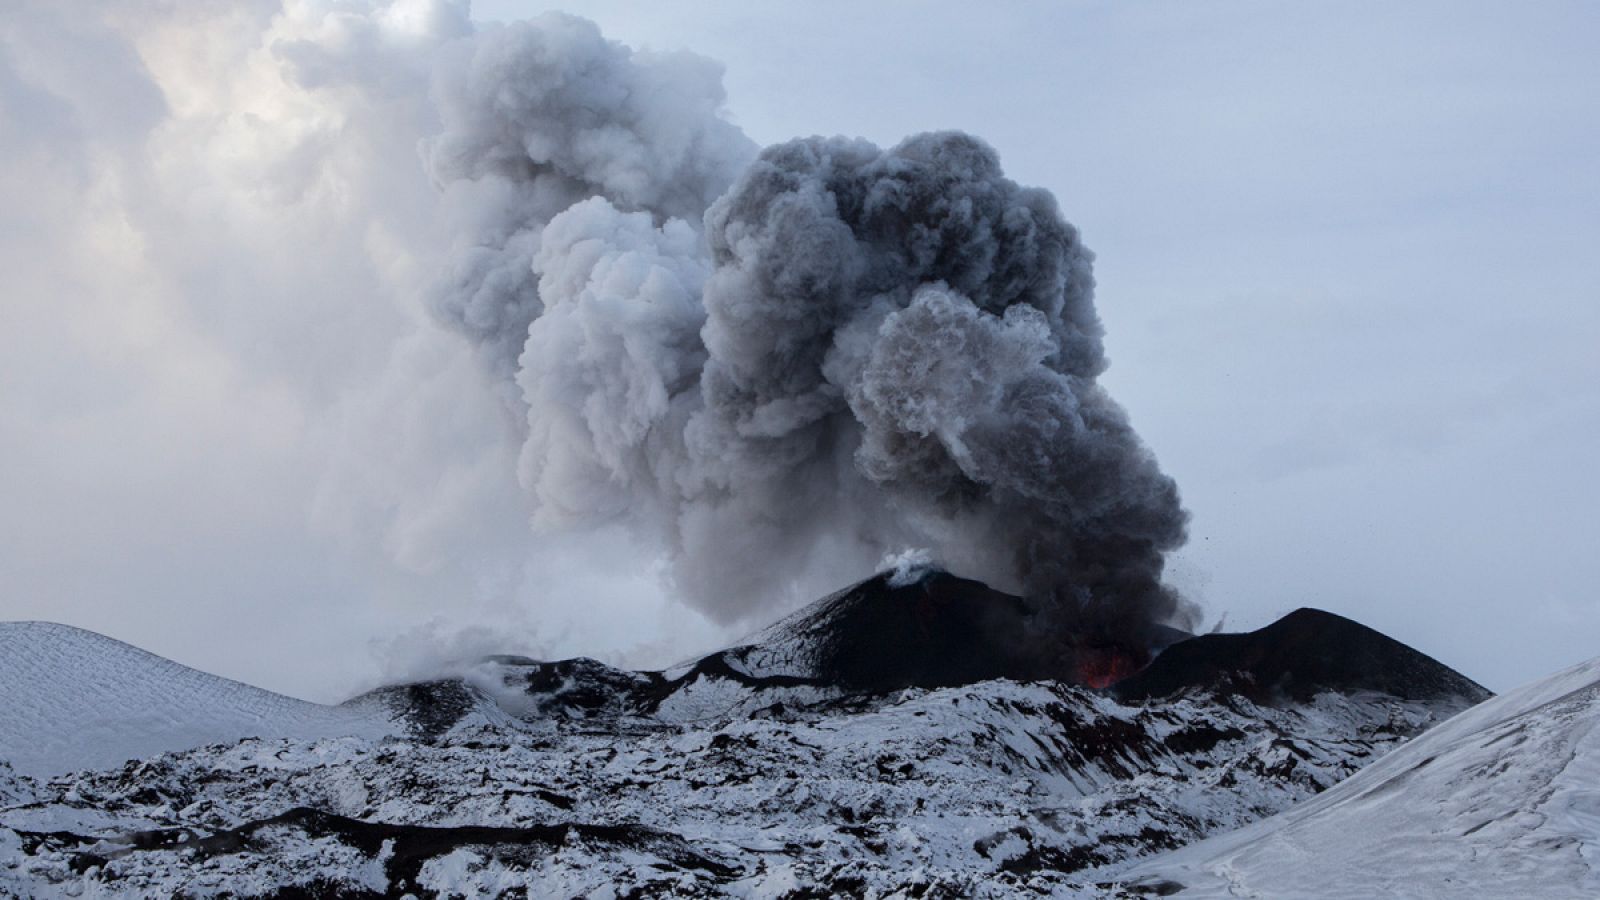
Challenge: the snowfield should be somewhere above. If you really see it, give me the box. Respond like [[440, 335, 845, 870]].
[[0, 576, 1528, 897], [0, 677, 1449, 897], [0, 622, 398, 779], [0, 634, 1480, 895], [1125, 656, 1600, 898]]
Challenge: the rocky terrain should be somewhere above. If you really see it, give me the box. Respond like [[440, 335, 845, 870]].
[[0, 571, 1492, 897]]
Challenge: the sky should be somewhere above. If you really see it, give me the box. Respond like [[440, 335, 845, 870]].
[[1, 0, 1596, 700]]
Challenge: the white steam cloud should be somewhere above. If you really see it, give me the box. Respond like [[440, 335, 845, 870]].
[[3, 0, 1191, 662], [420, 11, 754, 377]]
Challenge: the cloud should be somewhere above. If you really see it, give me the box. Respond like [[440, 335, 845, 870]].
[[0, 0, 1204, 695]]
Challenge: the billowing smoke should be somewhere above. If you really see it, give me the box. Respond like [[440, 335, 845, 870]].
[[690, 134, 1188, 635], [417, 14, 1192, 636], [3, 0, 1190, 676], [421, 13, 754, 381]]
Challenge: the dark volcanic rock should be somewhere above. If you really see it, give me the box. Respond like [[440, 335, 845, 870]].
[[509, 657, 669, 718], [0, 574, 1500, 898], [347, 679, 485, 739], [711, 569, 1051, 692], [71, 807, 739, 895], [1113, 607, 1491, 706], [476, 570, 1092, 718], [369, 573, 1488, 725]]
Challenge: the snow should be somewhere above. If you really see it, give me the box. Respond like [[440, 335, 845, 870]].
[[0, 763, 34, 808], [0, 614, 1504, 896], [1124, 657, 1600, 899], [0, 672, 1450, 896], [0, 622, 395, 778]]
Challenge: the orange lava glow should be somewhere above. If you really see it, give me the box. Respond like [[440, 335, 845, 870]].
[[1074, 645, 1147, 689]]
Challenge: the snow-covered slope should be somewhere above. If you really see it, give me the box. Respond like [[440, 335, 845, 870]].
[[0, 622, 404, 778], [1123, 655, 1600, 899], [0, 576, 1496, 897], [1, 678, 1455, 897]]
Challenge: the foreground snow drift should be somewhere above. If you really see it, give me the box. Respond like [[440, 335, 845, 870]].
[[1124, 657, 1600, 898]]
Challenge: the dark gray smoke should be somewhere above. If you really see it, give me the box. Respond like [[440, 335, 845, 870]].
[[420, 14, 1191, 637], [690, 134, 1189, 634]]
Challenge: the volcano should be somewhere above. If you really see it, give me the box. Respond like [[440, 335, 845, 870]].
[[1113, 607, 1491, 706], [609, 569, 1486, 711], [466, 568, 1180, 722], [0, 572, 1503, 896]]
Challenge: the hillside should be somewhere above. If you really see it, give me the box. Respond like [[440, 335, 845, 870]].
[[1123, 655, 1600, 898], [0, 573, 1493, 896]]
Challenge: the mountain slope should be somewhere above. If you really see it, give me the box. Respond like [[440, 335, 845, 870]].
[[1123, 655, 1600, 898], [0, 676, 1456, 897], [1113, 607, 1490, 706], [0, 622, 462, 778], [496, 571, 1487, 722], [0, 574, 1492, 898]]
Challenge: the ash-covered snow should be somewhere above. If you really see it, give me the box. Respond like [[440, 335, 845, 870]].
[[1122, 655, 1600, 899], [0, 654, 1464, 896], [0, 578, 1497, 897], [0, 763, 34, 809]]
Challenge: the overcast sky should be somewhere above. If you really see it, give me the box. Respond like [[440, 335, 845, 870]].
[[2, 0, 1596, 700]]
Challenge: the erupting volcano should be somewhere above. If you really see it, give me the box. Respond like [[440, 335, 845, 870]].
[[665, 567, 1489, 705], [0, 592, 1496, 897], [367, 11, 1201, 653], [1073, 644, 1150, 690], [706, 568, 1183, 693]]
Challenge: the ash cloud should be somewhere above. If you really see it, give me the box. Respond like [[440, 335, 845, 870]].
[[418, 12, 1192, 634], [421, 12, 754, 378], [3, 0, 1192, 663], [685, 134, 1190, 631]]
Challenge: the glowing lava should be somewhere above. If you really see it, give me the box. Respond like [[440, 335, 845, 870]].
[[1074, 644, 1149, 689]]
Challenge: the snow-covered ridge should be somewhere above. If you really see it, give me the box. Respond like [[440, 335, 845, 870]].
[[1125, 656, 1600, 898], [0, 622, 402, 778], [0, 580, 1496, 897], [1, 676, 1456, 897]]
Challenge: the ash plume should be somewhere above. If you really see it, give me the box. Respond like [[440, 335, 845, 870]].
[[416, 11, 1192, 637], [0, 0, 1202, 699], [421, 12, 755, 379], [688, 134, 1190, 634]]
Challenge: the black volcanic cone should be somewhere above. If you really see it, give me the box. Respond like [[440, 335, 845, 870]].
[[471, 570, 1083, 715], [397, 573, 1488, 723], [734, 569, 1050, 691], [1112, 608, 1491, 707], [689, 568, 1195, 694]]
